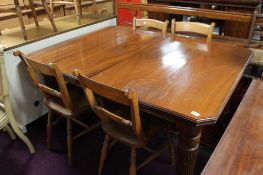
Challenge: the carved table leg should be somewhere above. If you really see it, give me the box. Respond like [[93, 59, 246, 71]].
[[176, 121, 202, 175]]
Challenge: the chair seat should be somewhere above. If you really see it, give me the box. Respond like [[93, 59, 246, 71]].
[[44, 84, 88, 117], [102, 107, 168, 148], [0, 109, 8, 129]]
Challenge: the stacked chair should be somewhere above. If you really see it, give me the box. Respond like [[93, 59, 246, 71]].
[[49, 0, 97, 25], [0, 0, 57, 40]]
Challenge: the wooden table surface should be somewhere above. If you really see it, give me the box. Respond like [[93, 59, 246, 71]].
[[27, 25, 252, 175], [28, 26, 165, 77], [91, 36, 252, 125]]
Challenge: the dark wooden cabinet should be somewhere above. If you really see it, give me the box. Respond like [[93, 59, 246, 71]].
[[147, 0, 261, 38]]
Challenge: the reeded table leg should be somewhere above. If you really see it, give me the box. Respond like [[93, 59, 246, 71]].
[[176, 121, 202, 175]]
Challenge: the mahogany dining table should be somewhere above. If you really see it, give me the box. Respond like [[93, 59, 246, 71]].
[[27, 25, 252, 175]]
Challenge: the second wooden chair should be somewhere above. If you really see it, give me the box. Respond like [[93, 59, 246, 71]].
[[74, 69, 175, 175], [14, 51, 100, 166], [171, 18, 215, 42]]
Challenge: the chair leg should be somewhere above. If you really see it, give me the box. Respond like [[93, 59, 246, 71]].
[[98, 134, 111, 175], [167, 124, 175, 166], [5, 97, 35, 154], [41, 0, 58, 32], [92, 0, 98, 16], [14, 0, 27, 40], [73, 0, 81, 25], [67, 118, 73, 166], [28, 0, 39, 27], [50, 0, 54, 17], [169, 143, 175, 166], [4, 124, 16, 140], [47, 111, 53, 150], [78, 0, 82, 18], [130, 147, 136, 175]]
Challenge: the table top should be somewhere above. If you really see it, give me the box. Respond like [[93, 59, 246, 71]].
[[91, 35, 252, 125], [28, 25, 165, 77], [28, 25, 252, 125]]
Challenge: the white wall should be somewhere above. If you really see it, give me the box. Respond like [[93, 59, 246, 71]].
[[4, 18, 117, 131]]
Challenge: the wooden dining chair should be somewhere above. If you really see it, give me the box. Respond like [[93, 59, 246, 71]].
[[133, 17, 169, 38], [13, 51, 100, 166], [0, 45, 35, 154], [0, 0, 57, 40], [49, 0, 97, 25], [73, 69, 175, 175], [171, 18, 215, 42]]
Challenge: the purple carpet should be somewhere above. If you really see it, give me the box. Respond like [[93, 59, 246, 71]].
[[0, 111, 212, 175]]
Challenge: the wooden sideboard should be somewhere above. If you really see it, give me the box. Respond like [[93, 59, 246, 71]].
[[147, 0, 261, 38]]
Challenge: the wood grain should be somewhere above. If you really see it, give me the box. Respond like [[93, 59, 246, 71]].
[[91, 36, 252, 124], [202, 79, 263, 175], [28, 26, 165, 77]]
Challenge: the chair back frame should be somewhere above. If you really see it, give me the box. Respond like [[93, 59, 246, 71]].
[[0, 45, 35, 154], [73, 69, 143, 138], [0, 45, 7, 103], [14, 51, 74, 111], [171, 19, 215, 42], [133, 17, 169, 38]]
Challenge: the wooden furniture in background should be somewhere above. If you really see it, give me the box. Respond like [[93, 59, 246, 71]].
[[171, 19, 215, 42], [49, 0, 97, 25], [0, 44, 35, 154], [0, 0, 57, 40], [74, 69, 174, 175], [248, 7, 263, 47], [117, 2, 260, 40], [201, 78, 263, 175], [145, 0, 261, 39], [26, 26, 252, 175], [132, 17, 169, 38], [14, 51, 99, 166], [117, 2, 253, 24]]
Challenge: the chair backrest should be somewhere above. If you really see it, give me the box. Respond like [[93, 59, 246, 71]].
[[73, 69, 143, 139], [13, 51, 74, 110], [133, 17, 169, 38], [171, 19, 215, 42]]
